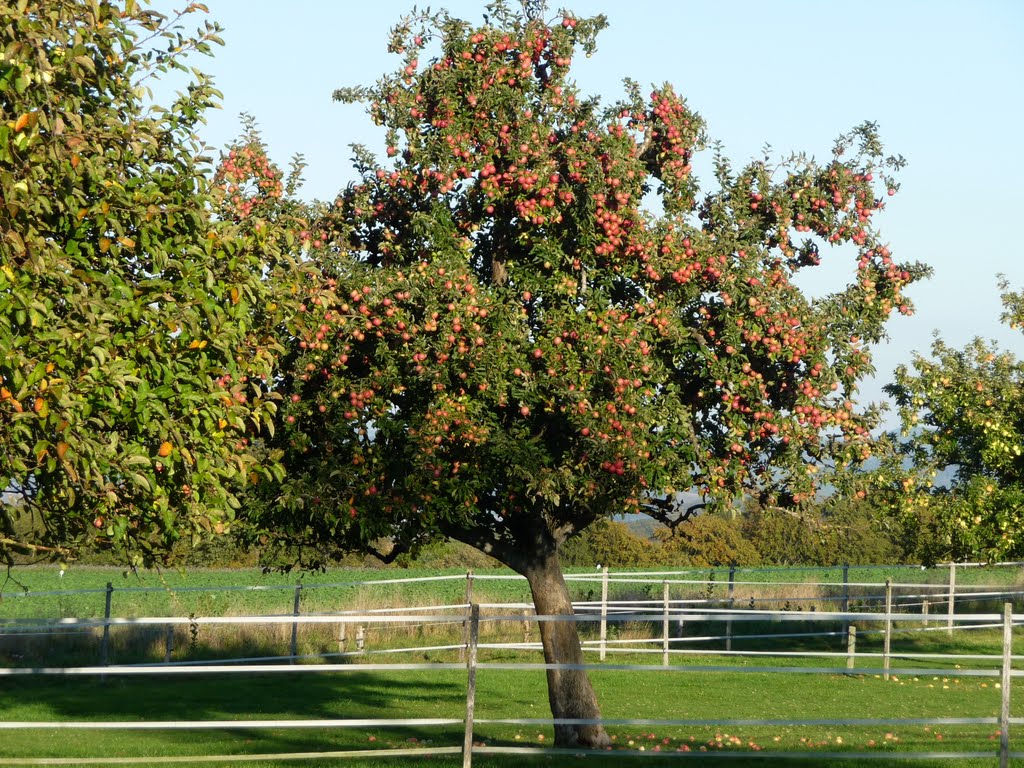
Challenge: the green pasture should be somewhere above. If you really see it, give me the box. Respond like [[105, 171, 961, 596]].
[[1, 565, 1022, 766], [0, 642, 1020, 767], [1, 563, 1019, 622]]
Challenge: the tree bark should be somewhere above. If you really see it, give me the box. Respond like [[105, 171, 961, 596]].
[[523, 547, 611, 749]]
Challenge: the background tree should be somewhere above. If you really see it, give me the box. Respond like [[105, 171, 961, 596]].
[[740, 496, 903, 566], [657, 513, 760, 567], [559, 518, 655, 568], [0, 1, 295, 568], [882, 279, 1024, 563], [260, 3, 926, 747]]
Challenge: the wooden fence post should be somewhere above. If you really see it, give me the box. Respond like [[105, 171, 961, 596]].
[[922, 599, 930, 627], [462, 604, 480, 768], [846, 625, 857, 672], [460, 571, 474, 662], [356, 625, 365, 653], [599, 566, 609, 662], [662, 581, 670, 667], [100, 582, 113, 670], [337, 622, 347, 653], [290, 583, 302, 663], [947, 563, 957, 636], [726, 564, 736, 652], [883, 578, 893, 681], [1000, 602, 1012, 768]]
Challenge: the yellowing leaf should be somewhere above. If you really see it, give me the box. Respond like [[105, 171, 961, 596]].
[[188, 339, 207, 349], [118, 237, 135, 249], [230, 286, 240, 304], [99, 237, 111, 253], [14, 112, 32, 132]]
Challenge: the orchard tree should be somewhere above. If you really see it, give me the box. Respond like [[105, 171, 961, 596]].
[[0, 2, 299, 567], [261, 3, 925, 747], [882, 279, 1024, 563]]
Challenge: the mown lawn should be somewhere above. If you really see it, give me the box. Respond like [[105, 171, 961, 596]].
[[1, 565, 1020, 766], [0, 641, 1020, 767]]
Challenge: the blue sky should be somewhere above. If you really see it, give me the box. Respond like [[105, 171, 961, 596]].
[[163, 1, 1023, 412]]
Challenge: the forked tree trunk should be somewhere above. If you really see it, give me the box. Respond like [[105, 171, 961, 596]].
[[523, 548, 611, 749]]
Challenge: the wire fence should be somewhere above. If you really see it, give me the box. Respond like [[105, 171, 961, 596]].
[[3, 562, 1023, 666]]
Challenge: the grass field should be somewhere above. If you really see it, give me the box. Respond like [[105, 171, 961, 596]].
[[2, 563, 1020, 621], [0, 644, 1020, 767], [1, 565, 1021, 766]]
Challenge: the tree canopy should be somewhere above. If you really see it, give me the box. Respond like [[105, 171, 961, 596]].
[[253, 2, 925, 747]]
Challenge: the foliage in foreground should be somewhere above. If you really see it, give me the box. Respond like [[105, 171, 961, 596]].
[[0, 2, 309, 567]]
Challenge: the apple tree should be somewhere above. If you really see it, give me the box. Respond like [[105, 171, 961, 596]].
[[0, 1, 297, 568], [882, 279, 1024, 563], [259, 3, 925, 747]]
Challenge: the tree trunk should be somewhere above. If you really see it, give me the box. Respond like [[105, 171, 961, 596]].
[[523, 547, 611, 749]]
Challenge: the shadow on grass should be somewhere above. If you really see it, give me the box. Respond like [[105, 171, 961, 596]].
[[0, 665, 469, 761]]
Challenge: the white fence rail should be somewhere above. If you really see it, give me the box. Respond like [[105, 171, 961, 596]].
[[2, 564, 1023, 765], [0, 600, 1022, 765]]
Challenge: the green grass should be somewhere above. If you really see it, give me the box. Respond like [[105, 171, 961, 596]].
[[0, 634, 1021, 767], [2, 563, 1020, 621], [1, 565, 1021, 766]]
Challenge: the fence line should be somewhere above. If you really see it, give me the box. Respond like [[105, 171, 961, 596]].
[[0, 603, 1019, 766], [5, 560, 1023, 598], [3, 564, 1022, 765]]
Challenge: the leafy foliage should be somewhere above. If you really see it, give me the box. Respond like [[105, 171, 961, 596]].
[[0, 1, 294, 567], [263, 3, 925, 570], [882, 279, 1024, 562]]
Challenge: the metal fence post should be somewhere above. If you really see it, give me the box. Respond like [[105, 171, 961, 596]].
[[462, 604, 480, 768], [662, 581, 670, 666], [725, 564, 736, 651], [100, 582, 113, 670], [842, 563, 850, 638], [599, 566, 609, 662], [164, 624, 174, 664], [290, 583, 302, 663], [1000, 602, 1012, 768], [883, 578, 893, 681], [947, 563, 956, 636]]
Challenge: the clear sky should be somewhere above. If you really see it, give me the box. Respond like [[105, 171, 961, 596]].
[[161, 0, 1023, 414]]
